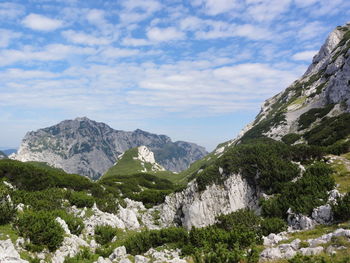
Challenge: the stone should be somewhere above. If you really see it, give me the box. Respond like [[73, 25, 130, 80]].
[[135, 255, 150, 263], [51, 235, 89, 263], [159, 174, 259, 229], [109, 246, 127, 260], [312, 204, 333, 224], [300, 246, 324, 256], [0, 239, 29, 263], [56, 217, 71, 235]]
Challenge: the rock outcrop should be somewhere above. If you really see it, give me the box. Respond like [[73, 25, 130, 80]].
[[12, 117, 207, 178], [260, 228, 350, 261], [0, 239, 28, 263], [158, 174, 260, 229]]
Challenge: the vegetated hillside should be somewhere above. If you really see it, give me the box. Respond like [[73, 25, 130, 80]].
[[12, 117, 208, 179]]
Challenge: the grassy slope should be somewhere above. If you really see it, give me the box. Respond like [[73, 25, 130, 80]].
[[329, 153, 350, 193]]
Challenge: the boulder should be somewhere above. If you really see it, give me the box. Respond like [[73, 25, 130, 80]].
[[0, 239, 28, 263]]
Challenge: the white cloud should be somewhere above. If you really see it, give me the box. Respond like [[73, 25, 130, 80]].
[[292, 50, 317, 61], [22, 13, 63, 31], [297, 21, 327, 40], [122, 37, 152, 46], [246, 0, 291, 22], [119, 0, 161, 24], [192, 0, 240, 15], [0, 44, 95, 66], [0, 29, 21, 48], [0, 2, 25, 20], [98, 47, 139, 58], [62, 30, 111, 46], [147, 27, 185, 42]]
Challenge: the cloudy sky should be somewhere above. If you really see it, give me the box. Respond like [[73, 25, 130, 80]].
[[0, 0, 349, 151]]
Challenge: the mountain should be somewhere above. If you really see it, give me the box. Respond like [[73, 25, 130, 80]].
[[235, 23, 350, 146], [104, 146, 166, 176], [2, 149, 17, 156], [0, 151, 7, 159], [11, 117, 207, 179], [155, 23, 350, 230]]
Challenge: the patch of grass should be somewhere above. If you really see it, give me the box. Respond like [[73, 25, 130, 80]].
[[330, 157, 350, 193], [0, 224, 18, 242]]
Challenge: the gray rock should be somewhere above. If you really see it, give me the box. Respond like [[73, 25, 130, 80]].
[[300, 246, 324, 256], [109, 246, 127, 260], [287, 209, 316, 230], [158, 174, 259, 229], [12, 118, 207, 178], [312, 204, 333, 224], [135, 255, 150, 263], [0, 239, 28, 263]]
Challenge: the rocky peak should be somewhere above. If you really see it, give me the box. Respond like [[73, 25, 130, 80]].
[[12, 118, 207, 178], [232, 23, 350, 144]]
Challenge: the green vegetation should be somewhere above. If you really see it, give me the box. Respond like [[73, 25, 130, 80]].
[[0, 159, 94, 191], [196, 139, 301, 193], [333, 192, 350, 221], [304, 113, 350, 146], [123, 209, 263, 262], [16, 210, 64, 252], [99, 173, 179, 208], [66, 191, 94, 208], [281, 133, 301, 145], [261, 162, 335, 218], [260, 217, 287, 236], [64, 247, 98, 263], [0, 183, 16, 225], [298, 104, 334, 131], [94, 225, 117, 245]]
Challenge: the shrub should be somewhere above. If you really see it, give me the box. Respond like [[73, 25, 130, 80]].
[[52, 210, 84, 236], [333, 192, 350, 221], [11, 188, 65, 211], [64, 247, 96, 263], [260, 217, 287, 236], [282, 133, 301, 145], [298, 104, 334, 131], [262, 162, 335, 218], [67, 191, 94, 208], [16, 210, 64, 251], [94, 225, 117, 245], [0, 184, 16, 225], [217, 209, 261, 232]]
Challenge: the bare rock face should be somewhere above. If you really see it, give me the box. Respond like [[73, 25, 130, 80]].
[[158, 174, 260, 229], [12, 117, 207, 178]]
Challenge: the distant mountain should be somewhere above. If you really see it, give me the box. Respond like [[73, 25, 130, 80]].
[[0, 151, 7, 159], [12, 117, 207, 179], [2, 149, 17, 156]]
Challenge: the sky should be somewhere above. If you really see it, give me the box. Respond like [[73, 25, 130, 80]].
[[0, 0, 349, 151]]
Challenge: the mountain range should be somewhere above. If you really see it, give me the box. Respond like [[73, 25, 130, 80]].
[[11, 117, 207, 179]]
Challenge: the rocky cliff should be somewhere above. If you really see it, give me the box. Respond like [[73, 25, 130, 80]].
[[12, 117, 207, 179]]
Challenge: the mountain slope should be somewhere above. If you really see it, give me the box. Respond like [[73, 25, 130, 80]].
[[156, 23, 350, 230], [236, 23, 350, 145], [11, 117, 208, 179]]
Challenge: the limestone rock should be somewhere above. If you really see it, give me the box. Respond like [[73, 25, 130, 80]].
[[135, 255, 150, 263], [109, 246, 127, 260], [0, 239, 28, 263], [159, 174, 259, 229]]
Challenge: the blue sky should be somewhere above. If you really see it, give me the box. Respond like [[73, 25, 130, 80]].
[[0, 0, 349, 151]]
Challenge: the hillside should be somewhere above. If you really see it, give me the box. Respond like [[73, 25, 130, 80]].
[[11, 117, 208, 179]]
